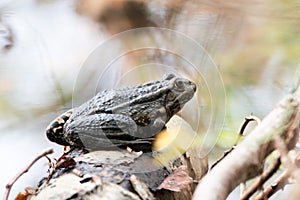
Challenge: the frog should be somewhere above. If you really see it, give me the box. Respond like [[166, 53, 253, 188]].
[[46, 74, 196, 151]]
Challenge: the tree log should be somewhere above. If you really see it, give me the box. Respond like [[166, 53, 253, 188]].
[[29, 137, 207, 199]]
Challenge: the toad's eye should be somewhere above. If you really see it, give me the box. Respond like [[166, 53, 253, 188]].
[[174, 80, 185, 91]]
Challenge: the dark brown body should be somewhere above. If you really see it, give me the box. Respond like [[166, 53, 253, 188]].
[[46, 74, 196, 151]]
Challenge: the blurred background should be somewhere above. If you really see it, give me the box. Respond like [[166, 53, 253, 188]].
[[0, 0, 299, 199]]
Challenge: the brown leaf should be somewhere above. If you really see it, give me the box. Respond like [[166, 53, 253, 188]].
[[15, 192, 30, 200], [157, 165, 193, 192], [15, 187, 36, 200], [55, 155, 76, 169]]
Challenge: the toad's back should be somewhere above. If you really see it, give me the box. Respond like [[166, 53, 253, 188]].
[[46, 74, 196, 151]]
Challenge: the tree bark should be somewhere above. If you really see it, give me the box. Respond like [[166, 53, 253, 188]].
[[29, 140, 207, 199]]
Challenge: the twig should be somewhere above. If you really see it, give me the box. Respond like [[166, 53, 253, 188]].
[[239, 182, 246, 197], [251, 137, 298, 199], [254, 170, 291, 200], [4, 148, 54, 200], [235, 114, 261, 146], [240, 157, 281, 200], [210, 148, 234, 169], [237, 115, 261, 197], [211, 115, 261, 169]]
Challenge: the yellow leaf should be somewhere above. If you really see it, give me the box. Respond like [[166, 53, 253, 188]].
[[153, 115, 198, 165]]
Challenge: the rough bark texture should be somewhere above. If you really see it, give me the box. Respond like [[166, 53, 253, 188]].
[[29, 146, 207, 200]]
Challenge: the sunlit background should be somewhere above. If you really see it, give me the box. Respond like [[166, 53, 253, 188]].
[[0, 0, 299, 199]]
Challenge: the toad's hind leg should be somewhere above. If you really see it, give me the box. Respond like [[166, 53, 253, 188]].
[[64, 113, 141, 149]]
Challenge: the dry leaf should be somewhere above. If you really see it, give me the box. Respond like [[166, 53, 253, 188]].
[[157, 165, 193, 192]]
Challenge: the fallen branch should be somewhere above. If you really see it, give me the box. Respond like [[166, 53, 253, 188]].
[[211, 115, 261, 169], [4, 148, 54, 200], [193, 86, 300, 200]]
